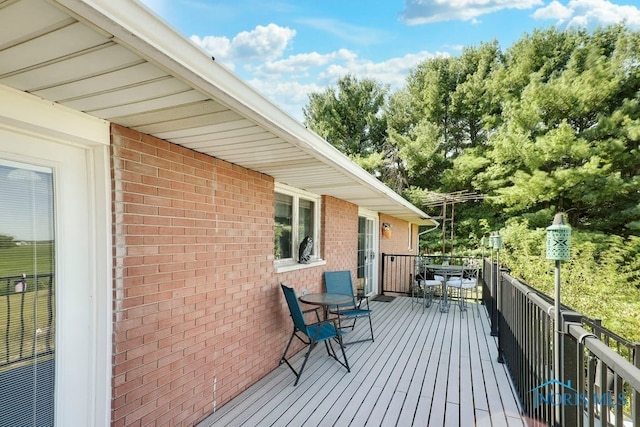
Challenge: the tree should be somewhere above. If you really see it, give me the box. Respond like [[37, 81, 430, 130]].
[[302, 24, 640, 341], [478, 26, 640, 235], [0, 234, 16, 248], [303, 75, 388, 157], [303, 75, 412, 192]]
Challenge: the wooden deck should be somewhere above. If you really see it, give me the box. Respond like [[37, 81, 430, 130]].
[[198, 296, 528, 427]]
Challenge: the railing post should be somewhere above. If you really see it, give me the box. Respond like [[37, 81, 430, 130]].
[[633, 342, 640, 425], [381, 253, 386, 295], [496, 270, 504, 363], [490, 259, 498, 336], [593, 318, 603, 340], [561, 313, 582, 427]]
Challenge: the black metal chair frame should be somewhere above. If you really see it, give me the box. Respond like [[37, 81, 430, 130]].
[[279, 284, 350, 386], [324, 271, 374, 345]]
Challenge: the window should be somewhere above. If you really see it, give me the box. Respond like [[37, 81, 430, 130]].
[[274, 184, 320, 265]]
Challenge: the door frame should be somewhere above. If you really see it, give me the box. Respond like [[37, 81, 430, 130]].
[[0, 85, 112, 427], [358, 208, 379, 296]]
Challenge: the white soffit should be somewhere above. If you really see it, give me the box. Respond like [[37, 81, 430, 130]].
[[0, 0, 435, 225]]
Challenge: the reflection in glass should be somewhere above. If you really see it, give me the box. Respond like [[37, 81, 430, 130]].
[[298, 199, 314, 256], [274, 193, 293, 260], [0, 160, 55, 426]]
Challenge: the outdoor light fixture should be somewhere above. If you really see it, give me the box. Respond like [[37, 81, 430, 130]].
[[546, 214, 571, 261], [492, 232, 503, 250], [547, 213, 571, 426], [381, 222, 392, 239]]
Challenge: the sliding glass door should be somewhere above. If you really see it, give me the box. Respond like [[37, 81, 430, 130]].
[[358, 213, 378, 295]]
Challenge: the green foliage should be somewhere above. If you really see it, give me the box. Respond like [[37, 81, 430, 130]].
[[304, 75, 412, 192], [502, 223, 640, 341], [0, 234, 16, 249], [479, 26, 640, 234], [303, 74, 388, 157], [303, 24, 640, 338]]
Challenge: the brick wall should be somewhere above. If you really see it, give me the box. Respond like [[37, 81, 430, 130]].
[[379, 213, 416, 256], [321, 196, 358, 272], [110, 125, 361, 426]]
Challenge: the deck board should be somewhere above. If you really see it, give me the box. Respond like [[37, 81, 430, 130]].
[[197, 296, 526, 427]]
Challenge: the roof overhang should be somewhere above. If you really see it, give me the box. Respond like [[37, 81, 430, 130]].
[[0, 0, 436, 226]]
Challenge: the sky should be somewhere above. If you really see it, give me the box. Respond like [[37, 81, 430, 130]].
[[139, 0, 640, 121]]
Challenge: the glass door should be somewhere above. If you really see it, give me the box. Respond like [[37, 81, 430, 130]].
[[0, 160, 56, 426], [0, 124, 102, 426], [357, 215, 377, 295]]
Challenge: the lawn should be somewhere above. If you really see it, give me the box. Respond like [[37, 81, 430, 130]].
[[0, 243, 55, 370], [0, 242, 54, 277]]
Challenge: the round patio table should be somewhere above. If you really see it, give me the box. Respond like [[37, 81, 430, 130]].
[[299, 293, 352, 320]]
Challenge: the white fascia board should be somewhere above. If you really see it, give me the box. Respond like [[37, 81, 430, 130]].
[[0, 84, 109, 146], [54, 0, 433, 224]]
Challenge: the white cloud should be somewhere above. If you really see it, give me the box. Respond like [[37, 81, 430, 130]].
[[254, 49, 356, 74], [190, 23, 296, 67], [243, 49, 444, 121], [247, 79, 325, 121], [296, 18, 389, 45], [531, 1, 573, 20], [400, 0, 544, 24], [190, 22, 445, 120], [320, 51, 445, 89], [532, 0, 640, 28]]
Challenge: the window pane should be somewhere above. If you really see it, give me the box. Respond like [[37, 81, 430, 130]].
[[274, 193, 293, 259], [298, 199, 314, 255], [0, 161, 56, 426], [357, 217, 366, 279]]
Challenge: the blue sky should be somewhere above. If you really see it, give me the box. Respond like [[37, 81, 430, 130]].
[[140, 0, 640, 121]]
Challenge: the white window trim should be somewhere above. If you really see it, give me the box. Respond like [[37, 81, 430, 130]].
[[274, 182, 324, 273]]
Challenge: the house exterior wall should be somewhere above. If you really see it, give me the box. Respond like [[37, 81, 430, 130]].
[[110, 125, 361, 426], [379, 213, 418, 256], [321, 195, 359, 271]]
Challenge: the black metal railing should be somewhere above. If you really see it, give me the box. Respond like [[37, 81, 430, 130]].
[[1, 273, 55, 367], [380, 253, 475, 295], [488, 264, 640, 426]]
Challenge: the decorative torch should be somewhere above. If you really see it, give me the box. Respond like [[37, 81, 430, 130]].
[[546, 213, 571, 426]]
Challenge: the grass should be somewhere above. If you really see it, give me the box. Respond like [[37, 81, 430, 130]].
[[0, 243, 54, 277], [0, 243, 55, 370]]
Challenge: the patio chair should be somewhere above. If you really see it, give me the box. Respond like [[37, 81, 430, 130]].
[[413, 266, 442, 310], [324, 270, 374, 344], [445, 262, 479, 315], [279, 284, 350, 385]]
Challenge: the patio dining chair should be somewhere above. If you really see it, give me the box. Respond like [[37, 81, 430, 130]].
[[413, 266, 442, 310], [324, 270, 374, 344], [279, 284, 350, 385], [445, 262, 480, 315]]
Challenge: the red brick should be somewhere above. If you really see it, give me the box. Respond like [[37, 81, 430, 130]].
[[110, 126, 361, 426]]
